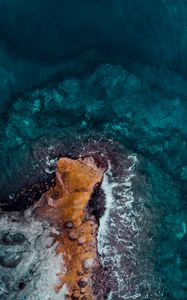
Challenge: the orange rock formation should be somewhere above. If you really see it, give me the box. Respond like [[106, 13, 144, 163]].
[[34, 156, 105, 299]]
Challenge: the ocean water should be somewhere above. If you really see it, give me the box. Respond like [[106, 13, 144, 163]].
[[98, 149, 186, 299], [0, 1, 187, 299]]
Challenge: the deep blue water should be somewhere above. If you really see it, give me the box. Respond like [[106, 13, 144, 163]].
[[0, 1, 187, 299]]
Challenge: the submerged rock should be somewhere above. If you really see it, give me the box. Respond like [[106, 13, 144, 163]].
[[1, 252, 23, 268], [2, 233, 26, 245]]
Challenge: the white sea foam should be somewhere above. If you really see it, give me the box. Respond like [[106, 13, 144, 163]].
[[97, 162, 118, 247], [0, 211, 66, 300], [98, 154, 138, 253], [98, 154, 159, 299], [45, 155, 57, 174]]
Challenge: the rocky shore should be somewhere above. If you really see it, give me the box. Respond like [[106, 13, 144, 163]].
[[0, 153, 110, 300], [0, 140, 185, 299], [33, 156, 108, 299]]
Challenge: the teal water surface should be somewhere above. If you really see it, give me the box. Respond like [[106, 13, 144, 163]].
[[0, 1, 186, 299]]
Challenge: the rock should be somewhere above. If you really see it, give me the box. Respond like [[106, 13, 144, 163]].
[[72, 290, 80, 299], [1, 252, 23, 268], [14, 155, 105, 299], [65, 290, 72, 297], [18, 280, 26, 290], [80, 288, 86, 294], [34, 234, 43, 249], [78, 278, 88, 288], [42, 222, 50, 229], [65, 221, 73, 229], [69, 231, 78, 241], [2, 232, 26, 245], [77, 270, 84, 276], [82, 258, 94, 270], [78, 236, 86, 245], [53, 191, 59, 199]]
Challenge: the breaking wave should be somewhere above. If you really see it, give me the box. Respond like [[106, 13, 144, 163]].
[[98, 154, 163, 299], [0, 211, 66, 300]]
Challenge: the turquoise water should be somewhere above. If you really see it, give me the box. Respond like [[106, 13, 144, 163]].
[[0, 1, 187, 299]]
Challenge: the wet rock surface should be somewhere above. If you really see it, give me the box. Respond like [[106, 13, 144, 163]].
[[82, 258, 94, 270], [78, 237, 86, 246], [33, 156, 107, 299], [0, 152, 108, 300], [69, 231, 78, 241], [1, 252, 23, 268], [78, 278, 89, 288], [2, 232, 26, 245], [65, 221, 74, 229]]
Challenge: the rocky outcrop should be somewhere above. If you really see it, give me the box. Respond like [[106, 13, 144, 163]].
[[0, 140, 185, 299], [33, 156, 107, 299]]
